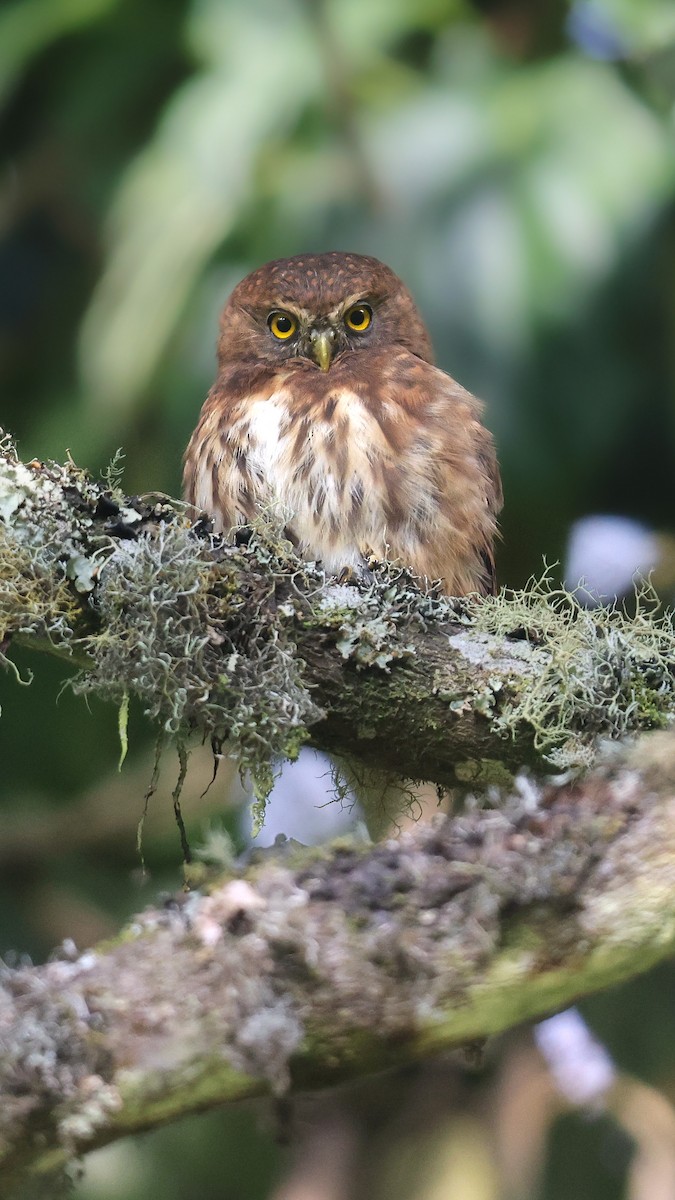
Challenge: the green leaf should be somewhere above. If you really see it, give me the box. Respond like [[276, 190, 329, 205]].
[[118, 690, 129, 771]]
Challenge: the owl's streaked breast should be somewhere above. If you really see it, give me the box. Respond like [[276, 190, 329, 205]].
[[191, 382, 404, 573]]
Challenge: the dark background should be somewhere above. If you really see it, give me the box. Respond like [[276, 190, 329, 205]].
[[2, 1, 675, 1197]]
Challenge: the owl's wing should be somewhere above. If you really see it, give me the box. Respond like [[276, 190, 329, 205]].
[[182, 384, 259, 532], [437, 381, 502, 596], [371, 350, 502, 596], [473, 420, 503, 595], [183, 388, 226, 525]]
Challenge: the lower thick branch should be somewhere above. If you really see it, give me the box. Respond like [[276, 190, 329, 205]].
[[3, 733, 675, 1189]]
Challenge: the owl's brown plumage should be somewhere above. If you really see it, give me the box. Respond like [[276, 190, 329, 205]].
[[183, 251, 502, 595]]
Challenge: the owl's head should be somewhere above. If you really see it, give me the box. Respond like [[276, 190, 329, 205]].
[[216, 252, 434, 371]]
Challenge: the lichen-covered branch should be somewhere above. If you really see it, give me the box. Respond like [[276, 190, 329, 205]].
[[1, 433, 674, 807], [3, 732, 675, 1193]]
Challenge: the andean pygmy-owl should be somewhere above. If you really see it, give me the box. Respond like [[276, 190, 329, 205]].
[[183, 252, 502, 595]]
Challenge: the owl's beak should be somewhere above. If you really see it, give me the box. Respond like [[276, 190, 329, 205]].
[[309, 326, 336, 372]]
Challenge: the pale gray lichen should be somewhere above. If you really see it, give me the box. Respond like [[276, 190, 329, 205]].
[[315, 562, 451, 672], [335, 610, 414, 670], [0, 957, 119, 1159]]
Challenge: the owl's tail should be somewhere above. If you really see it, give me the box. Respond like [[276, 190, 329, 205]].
[[333, 758, 450, 840]]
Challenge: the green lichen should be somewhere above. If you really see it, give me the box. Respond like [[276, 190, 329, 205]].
[[466, 575, 675, 767]]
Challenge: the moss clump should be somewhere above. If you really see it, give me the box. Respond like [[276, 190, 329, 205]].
[[467, 576, 675, 767], [0, 435, 321, 825], [75, 521, 321, 818]]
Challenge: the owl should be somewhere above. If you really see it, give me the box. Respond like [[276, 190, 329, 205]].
[[183, 251, 502, 596]]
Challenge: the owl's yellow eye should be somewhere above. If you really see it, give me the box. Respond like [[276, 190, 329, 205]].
[[344, 303, 372, 333], [268, 311, 297, 340]]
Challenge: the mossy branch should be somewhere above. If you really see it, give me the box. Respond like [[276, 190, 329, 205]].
[[3, 732, 675, 1193], [1, 433, 674, 801]]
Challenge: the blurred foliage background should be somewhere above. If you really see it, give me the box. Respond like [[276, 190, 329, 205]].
[[3, 0, 675, 1197]]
